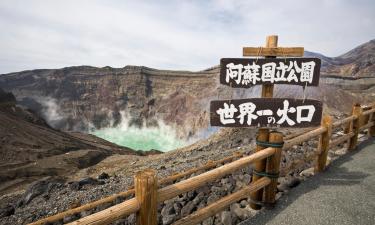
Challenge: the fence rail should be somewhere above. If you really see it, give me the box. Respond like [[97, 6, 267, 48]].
[[30, 102, 375, 225]]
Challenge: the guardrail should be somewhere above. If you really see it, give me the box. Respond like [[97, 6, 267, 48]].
[[30, 102, 375, 225]]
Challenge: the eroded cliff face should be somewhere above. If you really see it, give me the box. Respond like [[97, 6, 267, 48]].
[[0, 66, 225, 139], [1, 40, 374, 143]]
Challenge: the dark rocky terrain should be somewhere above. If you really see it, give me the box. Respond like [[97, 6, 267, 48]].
[[0, 88, 145, 196]]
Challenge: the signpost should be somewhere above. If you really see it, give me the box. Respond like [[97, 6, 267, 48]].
[[210, 35, 323, 209]]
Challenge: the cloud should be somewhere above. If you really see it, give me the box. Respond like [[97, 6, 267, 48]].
[[0, 0, 374, 73]]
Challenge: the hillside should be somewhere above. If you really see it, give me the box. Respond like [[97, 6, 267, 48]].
[[0, 88, 139, 195], [305, 39, 375, 77]]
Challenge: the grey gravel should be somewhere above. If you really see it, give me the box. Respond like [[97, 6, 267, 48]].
[[240, 138, 375, 225]]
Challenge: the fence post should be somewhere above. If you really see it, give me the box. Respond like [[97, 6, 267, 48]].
[[368, 103, 375, 137], [264, 131, 283, 206], [315, 115, 333, 173], [348, 104, 363, 151], [250, 128, 269, 210], [135, 169, 158, 225]]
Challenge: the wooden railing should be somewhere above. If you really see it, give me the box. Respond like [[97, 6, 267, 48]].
[[29, 103, 375, 225]]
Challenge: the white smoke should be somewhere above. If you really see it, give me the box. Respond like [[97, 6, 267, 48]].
[[33, 96, 65, 127], [90, 111, 190, 152]]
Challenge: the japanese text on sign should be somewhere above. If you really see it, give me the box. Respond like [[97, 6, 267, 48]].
[[220, 58, 321, 87], [210, 98, 323, 128]]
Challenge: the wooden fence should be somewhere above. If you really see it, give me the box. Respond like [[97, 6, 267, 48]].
[[29, 103, 375, 225]]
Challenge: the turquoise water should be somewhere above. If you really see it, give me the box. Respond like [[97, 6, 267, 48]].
[[91, 121, 187, 152]]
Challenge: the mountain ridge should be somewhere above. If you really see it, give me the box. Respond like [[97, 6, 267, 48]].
[[1, 39, 374, 77]]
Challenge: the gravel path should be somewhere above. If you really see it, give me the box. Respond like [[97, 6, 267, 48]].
[[241, 137, 375, 225]]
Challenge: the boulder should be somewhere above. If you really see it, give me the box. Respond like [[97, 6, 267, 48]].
[[202, 217, 214, 225], [230, 203, 252, 220], [69, 177, 104, 191], [299, 167, 315, 177], [98, 172, 110, 180], [220, 211, 232, 225], [0, 205, 15, 218], [17, 178, 63, 206]]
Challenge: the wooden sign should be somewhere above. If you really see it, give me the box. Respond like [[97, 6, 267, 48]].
[[210, 98, 323, 128], [243, 47, 304, 57], [220, 58, 321, 88]]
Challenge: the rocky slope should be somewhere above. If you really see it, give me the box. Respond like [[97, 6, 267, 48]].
[[1, 124, 368, 225], [0, 88, 143, 196], [305, 39, 375, 77]]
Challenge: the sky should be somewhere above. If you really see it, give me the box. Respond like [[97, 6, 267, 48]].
[[0, 0, 374, 74]]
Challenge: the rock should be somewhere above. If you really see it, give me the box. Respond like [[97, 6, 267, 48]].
[[275, 192, 283, 201], [334, 148, 347, 156], [69, 200, 81, 209], [187, 190, 196, 200], [158, 165, 166, 170], [278, 176, 301, 192], [197, 201, 206, 210], [234, 173, 252, 189], [173, 202, 183, 214], [211, 186, 225, 197], [96, 202, 113, 212], [79, 177, 103, 186], [115, 196, 126, 205], [287, 177, 301, 188], [18, 178, 62, 206], [180, 194, 203, 218], [80, 210, 93, 218], [161, 202, 175, 218], [70, 177, 104, 191], [230, 203, 252, 220], [220, 211, 232, 225], [196, 185, 210, 195], [98, 172, 110, 180], [202, 217, 214, 225], [113, 218, 127, 225], [0, 205, 15, 218], [299, 167, 315, 177], [69, 181, 81, 191], [181, 201, 196, 217], [193, 192, 204, 204], [326, 156, 332, 166], [207, 193, 219, 205], [128, 214, 136, 224], [162, 214, 176, 225], [63, 214, 80, 223], [242, 174, 251, 184], [242, 138, 250, 144], [240, 200, 248, 207]]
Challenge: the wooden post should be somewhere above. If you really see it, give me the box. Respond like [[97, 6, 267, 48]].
[[368, 103, 375, 137], [261, 35, 278, 97], [348, 104, 363, 151], [264, 131, 283, 206], [249, 35, 278, 210], [135, 169, 158, 225], [315, 115, 333, 172], [250, 128, 269, 209]]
